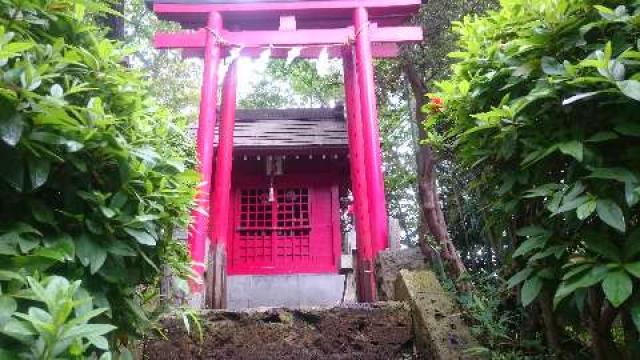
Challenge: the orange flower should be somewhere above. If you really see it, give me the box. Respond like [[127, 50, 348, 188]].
[[428, 96, 444, 113]]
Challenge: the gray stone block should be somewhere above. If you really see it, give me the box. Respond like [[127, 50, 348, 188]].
[[249, 275, 300, 308], [227, 274, 345, 309], [299, 274, 344, 307]]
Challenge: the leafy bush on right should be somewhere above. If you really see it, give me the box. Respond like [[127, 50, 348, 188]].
[[428, 1, 640, 358]]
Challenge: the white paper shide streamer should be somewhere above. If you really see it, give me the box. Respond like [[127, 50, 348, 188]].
[[255, 46, 272, 72], [316, 46, 329, 76], [286, 47, 301, 65]]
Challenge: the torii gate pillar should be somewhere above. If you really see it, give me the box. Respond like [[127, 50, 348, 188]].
[[189, 11, 222, 296], [353, 7, 388, 255]]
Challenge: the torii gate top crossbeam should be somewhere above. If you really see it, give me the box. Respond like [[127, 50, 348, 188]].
[[147, 0, 421, 29], [150, 0, 422, 59]]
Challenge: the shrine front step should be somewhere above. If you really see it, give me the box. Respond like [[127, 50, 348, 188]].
[[227, 274, 346, 309], [142, 302, 415, 360]]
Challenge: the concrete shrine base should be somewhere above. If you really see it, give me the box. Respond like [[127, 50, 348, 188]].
[[227, 274, 346, 310]]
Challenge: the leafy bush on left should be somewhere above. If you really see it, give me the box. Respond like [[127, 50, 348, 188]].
[[0, 0, 197, 357]]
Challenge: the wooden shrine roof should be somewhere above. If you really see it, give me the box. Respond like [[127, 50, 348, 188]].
[[197, 107, 348, 150]]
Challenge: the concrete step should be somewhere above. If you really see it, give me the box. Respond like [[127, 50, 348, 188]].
[[143, 302, 415, 360]]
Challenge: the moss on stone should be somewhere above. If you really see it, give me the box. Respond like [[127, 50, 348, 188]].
[[395, 270, 478, 360]]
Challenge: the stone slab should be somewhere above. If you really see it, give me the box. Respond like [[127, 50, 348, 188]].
[[376, 247, 429, 300], [395, 270, 478, 360]]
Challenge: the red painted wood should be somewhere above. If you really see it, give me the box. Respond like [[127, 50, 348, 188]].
[[354, 7, 388, 255], [153, 0, 420, 28], [189, 11, 222, 292], [228, 175, 340, 275], [154, 25, 422, 49], [180, 43, 399, 59], [330, 183, 342, 275], [210, 61, 238, 249], [343, 47, 376, 301]]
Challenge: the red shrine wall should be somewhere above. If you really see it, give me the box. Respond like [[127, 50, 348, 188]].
[[222, 155, 349, 275]]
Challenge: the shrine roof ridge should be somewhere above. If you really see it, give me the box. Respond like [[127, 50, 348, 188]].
[[235, 106, 344, 121]]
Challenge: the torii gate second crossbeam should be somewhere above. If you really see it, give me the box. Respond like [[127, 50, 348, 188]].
[[150, 0, 423, 307]]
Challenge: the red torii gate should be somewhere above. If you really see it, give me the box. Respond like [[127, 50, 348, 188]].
[[150, 0, 422, 306]]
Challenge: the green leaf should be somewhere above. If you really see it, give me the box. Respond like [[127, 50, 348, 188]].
[[75, 234, 107, 274], [584, 236, 620, 261], [617, 80, 640, 101], [562, 92, 601, 105], [0, 113, 24, 146], [523, 184, 562, 198], [586, 131, 618, 143], [42, 233, 75, 261], [27, 157, 50, 190], [18, 235, 39, 253], [516, 226, 550, 237], [2, 318, 36, 337], [554, 265, 609, 308], [0, 152, 24, 192], [562, 264, 592, 280], [107, 241, 136, 257], [624, 229, 640, 260], [625, 182, 640, 207], [632, 303, 640, 333], [0, 296, 17, 328], [602, 271, 632, 307], [615, 122, 640, 137], [87, 334, 110, 350], [124, 228, 156, 246], [577, 199, 596, 220], [100, 206, 116, 218], [50, 84, 64, 98], [1, 42, 34, 55], [557, 195, 588, 214], [558, 141, 583, 162], [541, 56, 564, 75], [588, 167, 638, 183], [61, 323, 116, 340], [624, 262, 640, 279], [513, 236, 548, 258], [596, 199, 626, 232], [507, 268, 533, 289], [521, 276, 543, 307], [529, 245, 566, 262], [31, 200, 55, 224]]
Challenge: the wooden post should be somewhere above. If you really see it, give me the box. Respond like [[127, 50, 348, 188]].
[[343, 47, 377, 302], [188, 11, 222, 296], [206, 60, 238, 309], [353, 7, 389, 255]]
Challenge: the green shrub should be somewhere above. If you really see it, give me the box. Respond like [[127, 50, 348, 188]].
[[0, 0, 196, 356], [429, 0, 640, 357]]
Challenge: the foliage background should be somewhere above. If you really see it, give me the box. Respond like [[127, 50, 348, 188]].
[[0, 0, 195, 357], [430, 0, 640, 358]]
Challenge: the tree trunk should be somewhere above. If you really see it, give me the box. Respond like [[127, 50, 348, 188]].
[[404, 62, 467, 280], [622, 306, 638, 359], [539, 288, 562, 354], [100, 1, 125, 41], [587, 288, 620, 360]]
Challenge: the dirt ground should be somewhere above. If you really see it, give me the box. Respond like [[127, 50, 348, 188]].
[[143, 302, 416, 360]]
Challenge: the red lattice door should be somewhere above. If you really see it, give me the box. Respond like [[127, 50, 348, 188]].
[[229, 178, 338, 275]]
